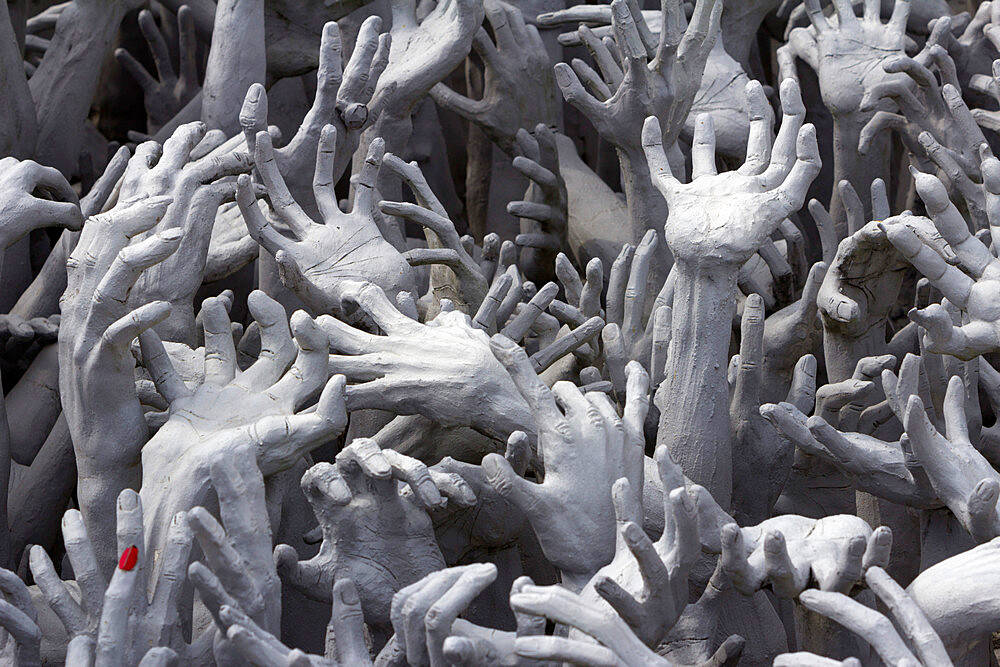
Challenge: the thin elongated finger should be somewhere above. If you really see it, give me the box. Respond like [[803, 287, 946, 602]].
[[226, 624, 288, 665], [211, 456, 272, 571], [864, 567, 950, 665], [103, 301, 172, 349], [799, 589, 918, 665], [489, 333, 561, 422], [734, 294, 765, 417], [425, 564, 498, 667], [330, 580, 369, 665], [642, 116, 679, 195], [774, 124, 821, 219], [340, 16, 381, 103], [691, 114, 718, 179], [514, 636, 617, 666], [254, 132, 313, 237], [862, 526, 893, 571], [201, 296, 238, 386], [759, 79, 806, 190], [29, 545, 86, 635], [341, 281, 421, 336], [116, 47, 157, 92], [530, 316, 604, 371], [96, 549, 140, 667], [94, 228, 182, 303], [739, 80, 774, 175], [623, 230, 656, 347], [241, 290, 297, 389], [353, 138, 385, 217], [188, 508, 264, 615], [267, 311, 330, 407], [313, 125, 340, 220], [138, 9, 174, 81], [0, 599, 40, 662], [61, 510, 106, 618], [912, 168, 994, 277], [237, 174, 293, 257], [677, 0, 721, 66], [606, 244, 634, 326], [882, 222, 974, 307], [502, 282, 559, 342], [721, 524, 757, 593], [578, 24, 623, 86], [138, 329, 190, 401], [148, 512, 194, 634], [382, 449, 444, 510]]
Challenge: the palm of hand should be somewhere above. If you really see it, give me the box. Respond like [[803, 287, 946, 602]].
[[665, 173, 788, 265], [815, 27, 905, 116], [383, 0, 482, 108], [285, 213, 413, 308]]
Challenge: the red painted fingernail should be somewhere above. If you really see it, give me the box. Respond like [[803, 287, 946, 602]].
[[119, 545, 138, 571]]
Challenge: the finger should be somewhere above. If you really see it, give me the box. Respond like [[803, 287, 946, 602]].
[[330, 580, 369, 665], [29, 545, 86, 635], [739, 80, 774, 175], [482, 453, 549, 523], [529, 316, 604, 371], [116, 44, 156, 93], [148, 512, 194, 633], [187, 508, 264, 616], [312, 124, 340, 220], [341, 281, 421, 336], [425, 564, 498, 667], [94, 228, 182, 302], [489, 333, 561, 423], [882, 221, 974, 307], [266, 311, 329, 408], [96, 550, 140, 666], [799, 589, 919, 665], [241, 290, 297, 389], [514, 636, 617, 666], [352, 138, 384, 217], [239, 84, 268, 157], [201, 295, 238, 386], [691, 114, 718, 179], [103, 301, 172, 350], [912, 167, 994, 277], [502, 282, 559, 342], [787, 354, 818, 414], [862, 526, 893, 571], [138, 9, 175, 81], [237, 174, 292, 257], [606, 243, 634, 326], [382, 449, 445, 510], [623, 230, 656, 347], [773, 124, 821, 219], [759, 79, 806, 190], [763, 531, 804, 598], [642, 116, 679, 196], [61, 510, 107, 618], [254, 131, 313, 237]]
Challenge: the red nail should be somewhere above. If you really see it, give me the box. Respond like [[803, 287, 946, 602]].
[[119, 545, 138, 571]]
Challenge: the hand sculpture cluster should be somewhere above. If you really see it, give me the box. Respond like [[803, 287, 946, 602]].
[[7, 0, 1000, 665]]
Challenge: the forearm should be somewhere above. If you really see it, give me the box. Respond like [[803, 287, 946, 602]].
[[10, 230, 76, 319], [29, 0, 129, 175], [200, 0, 265, 135], [0, 0, 36, 159], [5, 343, 60, 465], [655, 260, 738, 509], [830, 113, 890, 234]]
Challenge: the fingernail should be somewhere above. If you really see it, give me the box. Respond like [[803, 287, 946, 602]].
[[118, 491, 138, 511], [623, 522, 644, 545], [339, 582, 360, 605], [119, 545, 139, 571]]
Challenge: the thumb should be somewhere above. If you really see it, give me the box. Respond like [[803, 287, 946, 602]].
[[482, 453, 547, 521]]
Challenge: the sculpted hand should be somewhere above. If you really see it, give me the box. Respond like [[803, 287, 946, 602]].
[[115, 7, 200, 133], [0, 566, 40, 666], [138, 291, 346, 561], [30, 490, 193, 662], [483, 336, 650, 588], [645, 78, 818, 268], [882, 163, 1000, 359], [238, 131, 414, 317], [273, 441, 452, 634], [187, 451, 283, 657], [721, 514, 892, 598], [0, 157, 81, 250], [779, 567, 952, 667], [321, 281, 536, 443], [218, 579, 373, 666], [431, 0, 559, 156]]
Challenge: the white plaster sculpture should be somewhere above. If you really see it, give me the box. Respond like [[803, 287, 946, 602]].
[[9, 0, 1000, 665]]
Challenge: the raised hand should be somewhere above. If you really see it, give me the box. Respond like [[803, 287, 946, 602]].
[[238, 130, 414, 317], [59, 192, 178, 572], [720, 514, 892, 598], [137, 291, 346, 564], [218, 579, 373, 666], [187, 450, 282, 659], [902, 377, 1000, 543], [321, 281, 538, 444], [30, 490, 193, 662], [509, 125, 569, 284], [644, 77, 819, 507], [238, 18, 388, 201], [369, 0, 484, 146], [0, 566, 40, 666], [783, 567, 952, 666], [115, 7, 200, 133], [430, 0, 559, 156], [273, 441, 453, 636], [882, 163, 1000, 359], [0, 157, 81, 252], [482, 336, 650, 589]]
